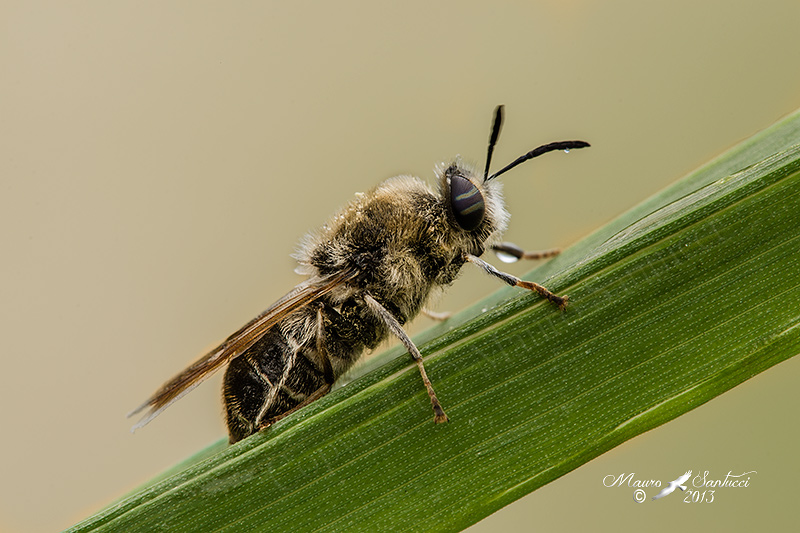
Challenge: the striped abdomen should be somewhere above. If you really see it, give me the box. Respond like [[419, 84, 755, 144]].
[[222, 297, 386, 443]]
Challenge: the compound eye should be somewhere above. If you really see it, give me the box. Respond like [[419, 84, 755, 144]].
[[449, 175, 485, 231]]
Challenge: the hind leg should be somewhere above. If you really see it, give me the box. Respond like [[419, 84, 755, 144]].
[[256, 304, 337, 431]]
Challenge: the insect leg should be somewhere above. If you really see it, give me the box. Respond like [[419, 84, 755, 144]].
[[421, 308, 452, 321], [363, 293, 449, 424], [258, 383, 333, 428], [491, 241, 560, 261], [256, 306, 335, 430], [465, 253, 568, 309]]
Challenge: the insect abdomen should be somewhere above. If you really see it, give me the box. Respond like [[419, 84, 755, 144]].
[[222, 324, 329, 442], [222, 298, 385, 443]]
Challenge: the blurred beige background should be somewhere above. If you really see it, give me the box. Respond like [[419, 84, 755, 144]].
[[2, 2, 799, 532]]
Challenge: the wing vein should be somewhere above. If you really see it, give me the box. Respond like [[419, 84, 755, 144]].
[[128, 270, 355, 431]]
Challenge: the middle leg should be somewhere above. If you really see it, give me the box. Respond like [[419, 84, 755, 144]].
[[364, 293, 449, 424]]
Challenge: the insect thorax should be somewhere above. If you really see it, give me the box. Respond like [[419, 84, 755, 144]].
[[303, 175, 499, 319]]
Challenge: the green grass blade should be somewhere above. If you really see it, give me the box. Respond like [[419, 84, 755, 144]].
[[69, 109, 800, 532]]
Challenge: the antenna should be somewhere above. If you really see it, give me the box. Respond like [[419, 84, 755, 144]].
[[483, 105, 504, 181], [486, 139, 590, 181]]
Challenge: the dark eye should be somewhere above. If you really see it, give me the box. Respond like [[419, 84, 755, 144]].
[[449, 175, 485, 231]]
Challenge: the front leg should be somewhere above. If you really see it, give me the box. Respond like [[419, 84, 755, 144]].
[[491, 241, 560, 262], [465, 253, 568, 310]]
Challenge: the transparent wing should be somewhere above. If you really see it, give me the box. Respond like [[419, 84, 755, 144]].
[[128, 270, 355, 431]]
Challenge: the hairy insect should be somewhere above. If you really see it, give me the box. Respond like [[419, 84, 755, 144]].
[[129, 106, 589, 443]]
